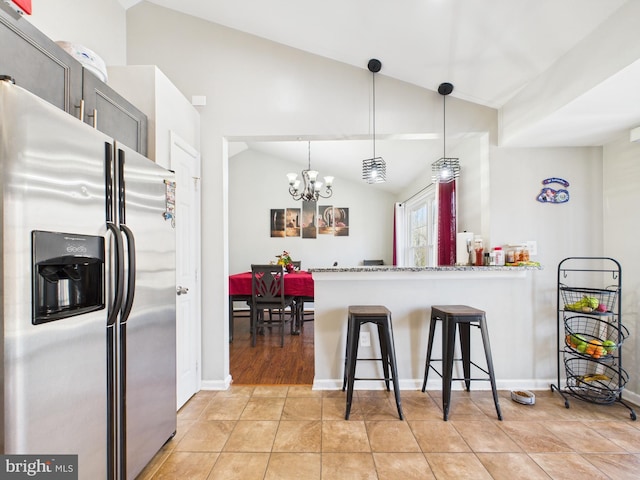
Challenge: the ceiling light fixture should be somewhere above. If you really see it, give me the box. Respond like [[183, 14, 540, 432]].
[[362, 58, 386, 184], [287, 141, 334, 201], [431, 82, 460, 183]]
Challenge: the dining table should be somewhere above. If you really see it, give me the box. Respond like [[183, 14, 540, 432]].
[[228, 270, 314, 341]]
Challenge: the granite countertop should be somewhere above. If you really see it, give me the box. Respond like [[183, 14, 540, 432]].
[[309, 264, 542, 273]]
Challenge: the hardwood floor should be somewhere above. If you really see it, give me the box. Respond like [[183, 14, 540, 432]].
[[229, 310, 314, 384]]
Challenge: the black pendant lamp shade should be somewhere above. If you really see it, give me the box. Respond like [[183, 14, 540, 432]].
[[362, 58, 386, 184], [431, 82, 460, 183]]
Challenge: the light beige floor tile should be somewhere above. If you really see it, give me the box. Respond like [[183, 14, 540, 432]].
[[408, 420, 471, 453], [321, 453, 377, 480], [360, 396, 404, 421], [223, 420, 279, 452], [170, 417, 196, 448], [215, 385, 255, 398], [178, 395, 213, 420], [287, 385, 323, 397], [321, 420, 371, 452], [373, 452, 436, 479], [202, 396, 250, 421], [365, 420, 421, 452], [150, 451, 219, 480], [140, 388, 640, 479], [322, 396, 364, 420], [476, 452, 552, 480], [400, 394, 443, 421], [264, 452, 321, 480], [529, 452, 610, 479], [452, 420, 522, 452], [499, 421, 573, 453], [543, 420, 626, 453], [135, 447, 172, 480], [424, 452, 493, 480], [322, 389, 347, 398], [281, 397, 322, 420], [440, 397, 487, 420], [206, 452, 269, 480], [273, 420, 322, 452], [252, 385, 289, 397], [239, 397, 285, 420], [595, 421, 640, 452], [582, 453, 640, 480], [175, 420, 236, 452]]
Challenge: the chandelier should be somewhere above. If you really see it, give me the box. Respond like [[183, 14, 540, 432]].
[[287, 141, 334, 201], [431, 82, 460, 183], [362, 58, 386, 184]]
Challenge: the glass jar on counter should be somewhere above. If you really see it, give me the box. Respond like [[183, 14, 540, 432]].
[[474, 237, 484, 266]]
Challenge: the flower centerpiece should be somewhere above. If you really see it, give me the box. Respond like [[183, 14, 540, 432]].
[[276, 250, 295, 273]]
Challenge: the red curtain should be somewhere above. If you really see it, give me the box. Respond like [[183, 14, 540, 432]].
[[392, 206, 397, 266], [437, 181, 457, 266]]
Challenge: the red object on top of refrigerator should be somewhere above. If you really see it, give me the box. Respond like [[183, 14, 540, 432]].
[[9, 0, 31, 14]]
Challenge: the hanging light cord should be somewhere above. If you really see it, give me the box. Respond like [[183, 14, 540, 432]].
[[307, 141, 311, 169], [442, 93, 446, 158], [372, 70, 376, 159]]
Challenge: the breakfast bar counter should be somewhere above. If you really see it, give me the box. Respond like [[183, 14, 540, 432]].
[[308, 265, 545, 392]]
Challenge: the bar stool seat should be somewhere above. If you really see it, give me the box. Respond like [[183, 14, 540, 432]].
[[421, 305, 502, 421], [342, 305, 403, 420]]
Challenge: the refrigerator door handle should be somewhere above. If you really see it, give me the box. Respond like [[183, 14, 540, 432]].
[[120, 224, 136, 322], [106, 221, 125, 327]]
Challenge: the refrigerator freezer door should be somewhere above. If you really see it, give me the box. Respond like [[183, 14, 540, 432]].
[[116, 144, 177, 479], [1, 82, 110, 477]]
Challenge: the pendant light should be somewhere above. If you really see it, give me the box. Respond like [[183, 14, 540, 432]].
[[362, 58, 386, 184], [431, 82, 460, 183]]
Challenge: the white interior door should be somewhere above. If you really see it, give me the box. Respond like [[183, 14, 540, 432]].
[[170, 131, 201, 409]]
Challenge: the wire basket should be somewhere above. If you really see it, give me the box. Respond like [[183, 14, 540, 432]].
[[564, 357, 628, 404], [559, 284, 618, 313], [564, 315, 628, 359]]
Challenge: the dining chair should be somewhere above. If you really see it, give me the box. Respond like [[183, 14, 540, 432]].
[[250, 264, 296, 347], [286, 260, 313, 329]]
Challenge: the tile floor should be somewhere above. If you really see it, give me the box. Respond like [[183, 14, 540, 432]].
[[137, 386, 640, 479]]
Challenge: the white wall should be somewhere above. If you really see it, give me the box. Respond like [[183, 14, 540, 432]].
[[29, 0, 127, 66], [107, 65, 201, 169], [603, 135, 640, 400], [229, 148, 395, 274]]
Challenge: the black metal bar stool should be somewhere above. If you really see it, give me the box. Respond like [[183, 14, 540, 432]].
[[342, 305, 403, 420], [421, 305, 502, 421]]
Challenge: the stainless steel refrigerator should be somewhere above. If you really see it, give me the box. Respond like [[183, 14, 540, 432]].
[[0, 79, 177, 479]]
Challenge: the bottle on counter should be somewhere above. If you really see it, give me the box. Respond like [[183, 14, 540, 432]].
[[493, 246, 505, 266], [474, 237, 484, 266]]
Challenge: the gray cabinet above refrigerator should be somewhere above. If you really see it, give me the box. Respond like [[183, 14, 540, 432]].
[[0, 3, 148, 156]]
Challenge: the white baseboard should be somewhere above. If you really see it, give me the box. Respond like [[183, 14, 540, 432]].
[[200, 375, 233, 390]]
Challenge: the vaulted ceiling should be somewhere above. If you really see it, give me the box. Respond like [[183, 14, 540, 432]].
[[122, 0, 640, 192]]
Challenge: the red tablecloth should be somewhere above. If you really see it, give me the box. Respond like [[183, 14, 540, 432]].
[[229, 271, 314, 297]]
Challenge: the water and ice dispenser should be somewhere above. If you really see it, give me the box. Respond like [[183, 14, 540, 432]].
[[32, 230, 105, 324]]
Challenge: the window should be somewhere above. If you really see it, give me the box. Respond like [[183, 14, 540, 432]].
[[404, 185, 436, 267]]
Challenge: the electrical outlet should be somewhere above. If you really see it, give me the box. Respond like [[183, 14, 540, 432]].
[[360, 332, 371, 347], [526, 240, 537, 256]]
